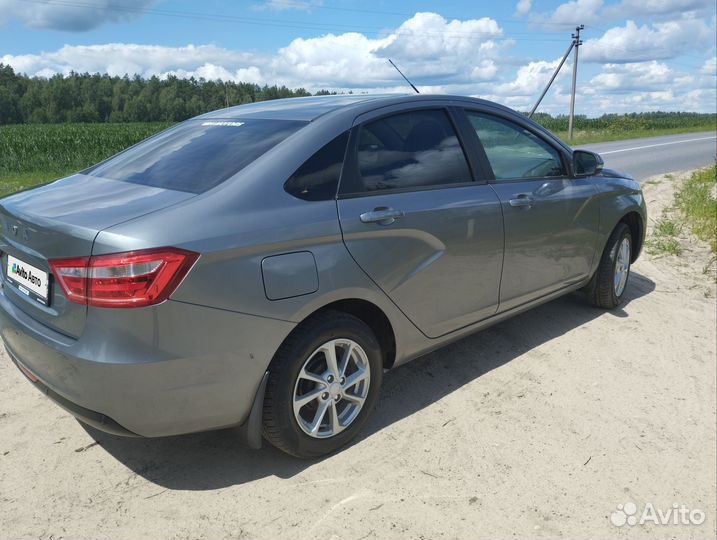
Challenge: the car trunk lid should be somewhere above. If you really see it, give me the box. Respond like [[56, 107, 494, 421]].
[[0, 174, 194, 338]]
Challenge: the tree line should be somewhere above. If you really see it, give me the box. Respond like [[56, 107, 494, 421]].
[[0, 63, 340, 124], [0, 63, 714, 128], [530, 111, 716, 132]]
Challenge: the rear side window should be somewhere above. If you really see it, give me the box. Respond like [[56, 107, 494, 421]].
[[88, 119, 306, 194], [284, 131, 349, 201], [466, 112, 565, 180], [342, 109, 472, 194]]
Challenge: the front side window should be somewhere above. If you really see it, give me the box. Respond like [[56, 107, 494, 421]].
[[89, 118, 307, 194], [466, 112, 565, 180], [344, 109, 472, 194]]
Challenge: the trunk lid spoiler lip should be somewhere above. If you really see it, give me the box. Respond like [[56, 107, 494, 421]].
[[0, 173, 195, 237]]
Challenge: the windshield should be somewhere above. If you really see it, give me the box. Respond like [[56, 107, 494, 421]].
[[88, 118, 307, 194]]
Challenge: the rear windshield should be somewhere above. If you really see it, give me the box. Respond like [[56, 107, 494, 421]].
[[88, 119, 307, 193]]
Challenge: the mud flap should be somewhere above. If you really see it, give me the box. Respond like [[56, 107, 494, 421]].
[[239, 371, 269, 450]]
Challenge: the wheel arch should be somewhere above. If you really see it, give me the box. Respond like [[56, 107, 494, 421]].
[[619, 211, 644, 262], [282, 298, 398, 370], [308, 299, 397, 370]]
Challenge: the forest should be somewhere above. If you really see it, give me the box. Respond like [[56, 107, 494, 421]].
[[0, 63, 318, 124]]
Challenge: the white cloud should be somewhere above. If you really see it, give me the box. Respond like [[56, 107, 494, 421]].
[[4, 44, 279, 94], [531, 0, 603, 26], [377, 13, 503, 62], [0, 0, 156, 31], [586, 89, 678, 112], [531, 0, 713, 26], [576, 61, 715, 114], [1, 13, 510, 90], [2, 43, 258, 79], [372, 13, 510, 84], [586, 61, 675, 92], [605, 0, 713, 19], [495, 58, 568, 96], [471, 60, 499, 81], [515, 0, 533, 17], [271, 32, 395, 87], [580, 19, 711, 63], [701, 56, 717, 76]]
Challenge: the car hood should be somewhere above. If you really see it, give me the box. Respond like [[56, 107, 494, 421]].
[[600, 168, 635, 181]]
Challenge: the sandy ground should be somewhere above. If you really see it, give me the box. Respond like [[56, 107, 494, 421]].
[[1, 170, 715, 540]]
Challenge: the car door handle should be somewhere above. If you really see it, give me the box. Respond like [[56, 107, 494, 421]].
[[360, 207, 405, 225], [509, 194, 534, 209]]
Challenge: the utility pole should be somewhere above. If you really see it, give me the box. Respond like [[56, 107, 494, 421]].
[[567, 24, 584, 141], [528, 39, 575, 118]]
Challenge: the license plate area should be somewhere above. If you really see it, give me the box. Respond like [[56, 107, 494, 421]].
[[5, 255, 50, 306]]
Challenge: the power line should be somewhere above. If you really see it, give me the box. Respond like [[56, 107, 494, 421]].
[[15, 0, 710, 70], [264, 0, 593, 28], [10, 0, 580, 40]]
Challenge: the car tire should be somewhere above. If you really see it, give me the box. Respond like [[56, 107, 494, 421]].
[[262, 310, 383, 458], [585, 222, 632, 309]]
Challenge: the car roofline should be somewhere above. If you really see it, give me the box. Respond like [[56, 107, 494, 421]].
[[195, 94, 525, 123]]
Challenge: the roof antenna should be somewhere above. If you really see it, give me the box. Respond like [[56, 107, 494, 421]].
[[388, 59, 419, 94]]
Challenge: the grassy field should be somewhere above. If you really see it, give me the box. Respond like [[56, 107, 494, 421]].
[[553, 125, 716, 146], [675, 166, 717, 253], [1, 121, 715, 197], [0, 122, 171, 196], [646, 166, 717, 258]]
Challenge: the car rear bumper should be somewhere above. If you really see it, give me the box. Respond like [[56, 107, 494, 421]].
[[0, 287, 295, 437], [6, 348, 139, 436]]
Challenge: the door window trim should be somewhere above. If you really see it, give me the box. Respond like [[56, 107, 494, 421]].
[[461, 108, 571, 184], [337, 106, 478, 199]]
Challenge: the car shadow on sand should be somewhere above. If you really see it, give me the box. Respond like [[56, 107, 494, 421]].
[[83, 271, 655, 490]]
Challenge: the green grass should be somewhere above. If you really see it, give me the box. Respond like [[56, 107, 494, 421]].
[[553, 125, 717, 146], [654, 219, 682, 237], [645, 165, 717, 258], [646, 234, 683, 256], [675, 165, 717, 252], [0, 122, 172, 196], [0, 171, 68, 198], [646, 217, 683, 256]]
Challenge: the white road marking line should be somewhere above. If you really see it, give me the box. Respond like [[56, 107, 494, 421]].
[[599, 135, 717, 155]]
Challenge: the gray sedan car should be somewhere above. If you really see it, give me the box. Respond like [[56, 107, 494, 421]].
[[0, 95, 646, 457]]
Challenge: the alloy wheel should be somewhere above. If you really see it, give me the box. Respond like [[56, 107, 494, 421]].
[[614, 236, 631, 297], [292, 339, 371, 439]]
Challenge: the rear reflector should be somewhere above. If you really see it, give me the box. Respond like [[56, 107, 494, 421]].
[[49, 247, 199, 308], [15, 360, 39, 382]]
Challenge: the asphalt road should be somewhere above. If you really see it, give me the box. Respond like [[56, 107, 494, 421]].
[[579, 131, 716, 181]]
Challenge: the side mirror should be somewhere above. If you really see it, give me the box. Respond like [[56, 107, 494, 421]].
[[573, 150, 604, 176]]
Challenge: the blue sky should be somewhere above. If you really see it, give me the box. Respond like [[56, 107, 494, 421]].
[[1, 0, 715, 115]]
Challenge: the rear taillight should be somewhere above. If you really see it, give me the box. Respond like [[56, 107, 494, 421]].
[[49, 248, 199, 308]]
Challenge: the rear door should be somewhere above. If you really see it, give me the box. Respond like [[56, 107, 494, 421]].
[[462, 109, 600, 312], [337, 105, 504, 338]]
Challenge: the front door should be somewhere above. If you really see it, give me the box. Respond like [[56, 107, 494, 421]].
[[464, 110, 600, 311], [337, 107, 504, 338]]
